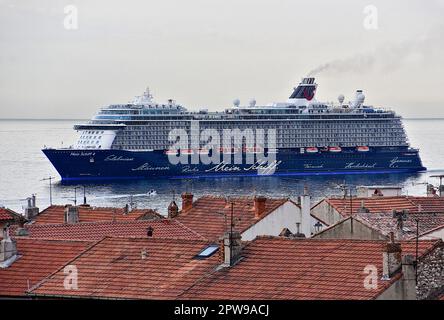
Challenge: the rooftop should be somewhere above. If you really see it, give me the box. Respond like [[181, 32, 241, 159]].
[[176, 196, 289, 240], [0, 238, 91, 297], [14, 219, 205, 241], [320, 196, 444, 217], [180, 237, 440, 300], [0, 208, 22, 223], [29, 237, 220, 299], [357, 212, 444, 240], [32, 205, 161, 225]]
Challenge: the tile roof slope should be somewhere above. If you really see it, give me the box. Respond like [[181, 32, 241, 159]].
[[180, 237, 439, 300], [176, 196, 288, 240], [326, 196, 425, 217], [356, 212, 444, 240], [0, 208, 21, 222], [29, 237, 220, 299], [0, 238, 92, 297], [33, 205, 160, 225], [17, 219, 204, 241], [408, 197, 444, 212]]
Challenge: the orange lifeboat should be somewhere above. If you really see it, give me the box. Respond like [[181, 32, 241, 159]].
[[306, 147, 319, 153], [357, 146, 370, 152], [181, 149, 194, 155], [329, 147, 342, 153], [165, 149, 178, 155]]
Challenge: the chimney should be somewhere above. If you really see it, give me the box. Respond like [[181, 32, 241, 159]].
[[426, 184, 437, 197], [401, 254, 417, 300], [357, 200, 370, 213], [24, 195, 39, 220], [167, 200, 179, 218], [181, 192, 194, 212], [382, 232, 402, 280], [64, 204, 79, 224], [300, 187, 311, 237], [220, 230, 242, 267], [253, 196, 267, 218], [0, 225, 18, 267]]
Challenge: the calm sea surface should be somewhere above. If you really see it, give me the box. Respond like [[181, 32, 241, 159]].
[[1, 119, 444, 214]]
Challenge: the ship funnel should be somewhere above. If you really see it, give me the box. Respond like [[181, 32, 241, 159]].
[[289, 77, 317, 101]]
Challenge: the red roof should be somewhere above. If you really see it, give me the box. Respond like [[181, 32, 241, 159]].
[[33, 205, 161, 225], [356, 212, 444, 240], [0, 238, 91, 297], [323, 196, 444, 217], [176, 196, 288, 240], [16, 219, 204, 241], [181, 237, 440, 300], [29, 237, 220, 299], [0, 208, 21, 223]]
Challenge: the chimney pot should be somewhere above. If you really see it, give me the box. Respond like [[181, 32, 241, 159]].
[[254, 196, 267, 218], [181, 192, 194, 212], [220, 230, 242, 267], [382, 234, 402, 279], [64, 205, 79, 224], [168, 200, 179, 218], [0, 225, 17, 265]]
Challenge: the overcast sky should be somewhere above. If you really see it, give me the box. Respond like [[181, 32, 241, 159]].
[[1, 0, 443, 119]]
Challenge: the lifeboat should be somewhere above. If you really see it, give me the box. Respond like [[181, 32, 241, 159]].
[[306, 147, 319, 153], [243, 146, 264, 153], [181, 149, 194, 155], [165, 149, 178, 155], [329, 147, 342, 153], [357, 146, 370, 152], [218, 147, 240, 154]]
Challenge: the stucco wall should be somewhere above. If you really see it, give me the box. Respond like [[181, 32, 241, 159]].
[[242, 201, 301, 241], [311, 200, 343, 226], [313, 218, 387, 240]]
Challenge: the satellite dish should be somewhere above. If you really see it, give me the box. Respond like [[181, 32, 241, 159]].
[[249, 99, 256, 107], [233, 99, 240, 107], [338, 94, 345, 104]]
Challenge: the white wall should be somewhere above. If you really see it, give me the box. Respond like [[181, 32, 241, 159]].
[[241, 201, 300, 241]]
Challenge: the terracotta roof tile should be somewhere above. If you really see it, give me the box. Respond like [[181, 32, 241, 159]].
[[0, 238, 91, 297], [29, 237, 220, 299], [0, 208, 21, 223], [15, 219, 204, 241], [177, 196, 288, 240], [356, 212, 444, 240], [325, 196, 444, 217], [181, 237, 440, 300], [32, 205, 161, 225]]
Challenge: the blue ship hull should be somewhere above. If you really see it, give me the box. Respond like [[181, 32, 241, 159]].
[[42, 147, 426, 181]]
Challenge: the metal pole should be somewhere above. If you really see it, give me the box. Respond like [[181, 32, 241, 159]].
[[230, 201, 233, 266], [49, 177, 52, 205], [83, 185, 87, 205], [42, 176, 54, 206], [74, 187, 77, 206], [439, 176, 442, 197], [415, 218, 419, 282]]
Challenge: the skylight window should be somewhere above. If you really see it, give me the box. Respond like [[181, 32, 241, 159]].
[[196, 245, 219, 259]]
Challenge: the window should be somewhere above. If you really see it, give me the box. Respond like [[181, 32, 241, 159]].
[[195, 245, 219, 259]]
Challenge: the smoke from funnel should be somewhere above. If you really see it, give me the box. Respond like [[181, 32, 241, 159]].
[[307, 24, 443, 77]]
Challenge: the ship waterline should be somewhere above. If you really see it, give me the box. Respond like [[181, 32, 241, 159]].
[[43, 146, 425, 180]]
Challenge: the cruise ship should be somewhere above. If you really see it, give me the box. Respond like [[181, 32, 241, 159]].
[[43, 78, 426, 180]]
